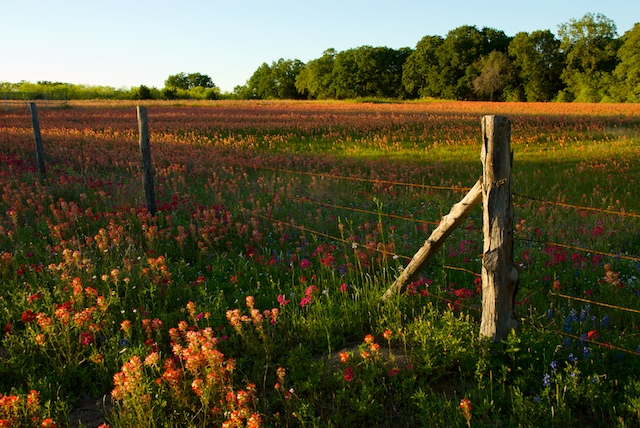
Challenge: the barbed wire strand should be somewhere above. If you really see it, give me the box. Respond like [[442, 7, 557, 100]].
[[256, 165, 473, 193], [516, 237, 640, 263], [546, 328, 639, 357], [290, 196, 440, 226], [548, 291, 640, 316], [256, 213, 481, 278], [420, 291, 482, 313], [514, 192, 640, 220]]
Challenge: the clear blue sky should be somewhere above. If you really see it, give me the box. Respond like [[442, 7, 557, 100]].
[[1, 0, 638, 93]]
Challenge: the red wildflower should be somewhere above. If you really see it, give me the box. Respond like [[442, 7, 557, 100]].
[[343, 366, 354, 382], [79, 331, 94, 346], [27, 292, 41, 304], [21, 310, 36, 323], [460, 397, 473, 424]]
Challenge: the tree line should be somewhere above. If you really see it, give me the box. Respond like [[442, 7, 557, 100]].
[[238, 13, 639, 102], [2, 13, 638, 102]]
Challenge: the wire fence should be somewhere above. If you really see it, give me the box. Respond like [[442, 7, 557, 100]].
[[13, 105, 640, 357], [243, 161, 640, 357]]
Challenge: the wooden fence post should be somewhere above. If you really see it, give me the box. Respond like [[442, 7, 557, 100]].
[[137, 106, 157, 215], [28, 102, 46, 180], [479, 115, 518, 342]]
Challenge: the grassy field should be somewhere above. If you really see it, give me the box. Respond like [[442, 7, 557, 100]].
[[1, 100, 640, 427]]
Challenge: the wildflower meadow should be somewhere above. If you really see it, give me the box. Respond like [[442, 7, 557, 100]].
[[1, 100, 640, 427]]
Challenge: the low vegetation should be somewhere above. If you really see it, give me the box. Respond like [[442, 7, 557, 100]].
[[1, 100, 640, 427]]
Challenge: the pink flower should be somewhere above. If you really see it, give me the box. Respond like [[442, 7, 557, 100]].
[[299, 296, 312, 307], [340, 283, 348, 293], [277, 294, 290, 306], [388, 368, 399, 377], [300, 259, 312, 269]]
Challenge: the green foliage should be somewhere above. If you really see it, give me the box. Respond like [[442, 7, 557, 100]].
[[509, 30, 565, 101], [613, 23, 640, 102], [0, 80, 137, 100], [558, 13, 621, 102], [237, 58, 307, 100], [295, 49, 337, 99], [164, 72, 215, 91], [402, 35, 444, 98], [472, 51, 515, 101], [330, 46, 411, 100], [132, 85, 153, 100]]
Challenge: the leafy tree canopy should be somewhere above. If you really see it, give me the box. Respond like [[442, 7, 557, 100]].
[[613, 23, 640, 102], [509, 30, 565, 101], [558, 13, 621, 101], [165, 72, 216, 90]]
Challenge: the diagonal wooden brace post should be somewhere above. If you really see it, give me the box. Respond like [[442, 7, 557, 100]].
[[381, 177, 483, 302]]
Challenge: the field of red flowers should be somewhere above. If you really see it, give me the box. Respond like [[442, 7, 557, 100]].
[[1, 100, 640, 427]]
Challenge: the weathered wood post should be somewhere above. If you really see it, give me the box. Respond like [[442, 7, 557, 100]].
[[137, 106, 157, 215], [28, 102, 46, 180], [479, 115, 518, 341]]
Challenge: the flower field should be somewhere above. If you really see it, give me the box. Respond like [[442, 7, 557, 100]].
[[1, 100, 640, 427]]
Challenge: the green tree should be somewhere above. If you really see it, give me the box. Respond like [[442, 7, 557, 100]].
[[613, 23, 640, 102], [402, 35, 444, 98], [508, 30, 565, 101], [331, 46, 411, 99], [295, 49, 337, 99], [132, 85, 153, 100], [239, 59, 306, 99], [165, 72, 190, 90], [434, 26, 511, 99], [472, 51, 514, 101], [558, 13, 620, 101], [165, 72, 215, 90], [186, 73, 215, 89]]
